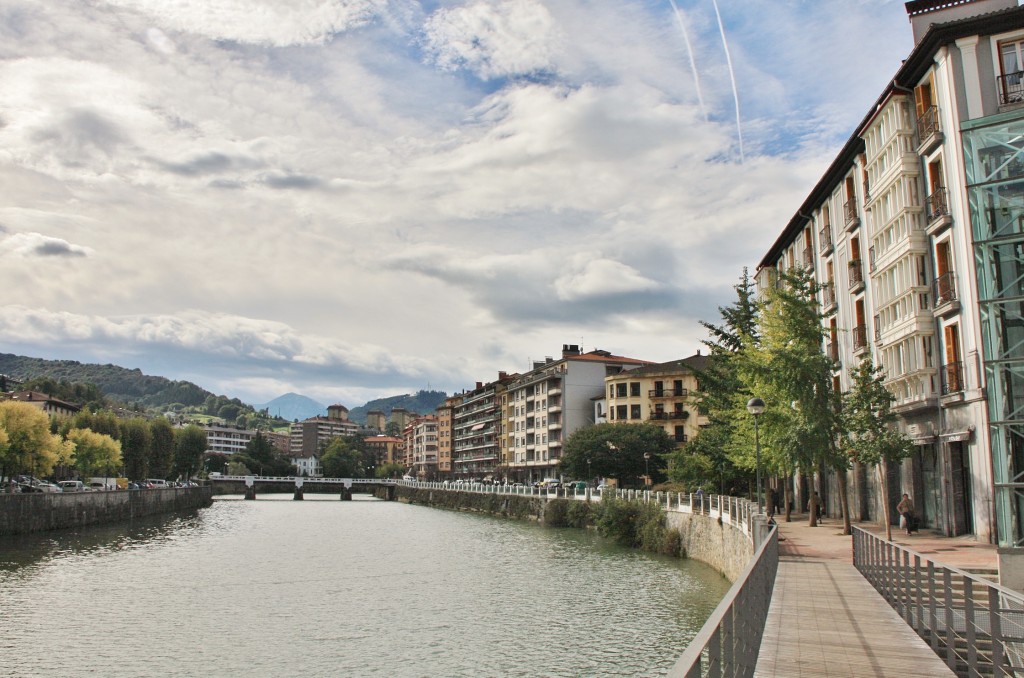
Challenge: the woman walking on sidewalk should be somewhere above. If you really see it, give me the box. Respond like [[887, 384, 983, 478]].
[[897, 493, 916, 534]]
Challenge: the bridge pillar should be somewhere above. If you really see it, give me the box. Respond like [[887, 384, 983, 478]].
[[293, 487, 304, 500], [340, 488, 352, 501], [244, 486, 256, 500]]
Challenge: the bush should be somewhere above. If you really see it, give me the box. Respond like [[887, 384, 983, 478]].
[[544, 499, 571, 527], [593, 496, 643, 547], [566, 500, 593, 528]]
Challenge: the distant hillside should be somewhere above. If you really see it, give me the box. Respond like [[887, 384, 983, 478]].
[[252, 393, 326, 422], [349, 390, 448, 424], [0, 353, 214, 408]]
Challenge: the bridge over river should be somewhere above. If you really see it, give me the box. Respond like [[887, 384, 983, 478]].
[[209, 475, 397, 500]]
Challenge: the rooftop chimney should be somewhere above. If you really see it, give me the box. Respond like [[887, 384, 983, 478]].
[[561, 344, 581, 357], [905, 0, 1017, 45]]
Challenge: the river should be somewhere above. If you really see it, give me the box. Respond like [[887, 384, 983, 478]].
[[0, 494, 730, 677]]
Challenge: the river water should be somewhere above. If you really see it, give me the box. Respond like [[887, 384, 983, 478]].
[[0, 495, 730, 677]]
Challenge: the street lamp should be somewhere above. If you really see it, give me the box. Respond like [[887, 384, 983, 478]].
[[643, 452, 651, 489], [587, 457, 592, 484], [746, 397, 766, 513]]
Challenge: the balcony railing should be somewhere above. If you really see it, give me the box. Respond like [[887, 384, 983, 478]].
[[933, 272, 958, 307], [802, 248, 814, 269], [844, 198, 860, 230], [853, 325, 868, 351], [822, 282, 836, 309], [942, 361, 964, 394], [849, 261, 864, 290], [999, 70, 1024, 106], [650, 388, 688, 398], [673, 434, 689, 444], [826, 340, 839, 362], [650, 412, 669, 421], [916, 105, 940, 140], [869, 246, 877, 273], [819, 225, 833, 253], [926, 186, 950, 222], [669, 411, 689, 420]]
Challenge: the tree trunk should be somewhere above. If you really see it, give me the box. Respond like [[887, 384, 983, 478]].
[[784, 473, 793, 522], [879, 463, 893, 542], [807, 471, 818, 527], [837, 468, 851, 535]]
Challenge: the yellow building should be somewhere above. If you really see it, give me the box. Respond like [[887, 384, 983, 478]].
[[603, 353, 707, 446]]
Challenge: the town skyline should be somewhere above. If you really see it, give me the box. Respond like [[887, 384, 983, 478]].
[[0, 0, 915, 406]]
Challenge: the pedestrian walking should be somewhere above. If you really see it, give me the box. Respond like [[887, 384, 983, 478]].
[[897, 493, 917, 534]]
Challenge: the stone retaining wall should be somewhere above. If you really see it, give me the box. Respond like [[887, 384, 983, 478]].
[[0, 487, 213, 537], [667, 512, 754, 582], [396, 485, 546, 521]]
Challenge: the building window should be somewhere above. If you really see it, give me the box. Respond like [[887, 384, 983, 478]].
[[630, 382, 641, 397], [630, 404, 641, 419], [616, 405, 627, 420], [616, 383, 628, 397], [1000, 38, 1024, 104]]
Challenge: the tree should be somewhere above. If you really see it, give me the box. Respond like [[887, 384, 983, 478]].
[[320, 436, 366, 478], [740, 268, 844, 527], [377, 462, 404, 479], [562, 423, 674, 487], [676, 270, 760, 496], [843, 357, 914, 541], [173, 425, 207, 480], [235, 431, 291, 476], [119, 418, 152, 480], [384, 421, 401, 437], [0, 401, 68, 479], [149, 418, 175, 479], [68, 428, 122, 478]]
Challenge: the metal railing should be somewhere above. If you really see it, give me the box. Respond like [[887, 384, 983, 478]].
[[934, 272, 958, 306], [942, 360, 965, 394], [927, 186, 950, 222], [999, 71, 1024, 107], [853, 527, 1024, 677], [917, 105, 941, 140], [670, 524, 778, 677]]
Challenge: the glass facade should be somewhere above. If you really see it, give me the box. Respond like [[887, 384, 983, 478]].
[[963, 112, 1024, 546]]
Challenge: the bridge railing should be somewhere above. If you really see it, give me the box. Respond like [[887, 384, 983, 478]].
[[853, 526, 1024, 677]]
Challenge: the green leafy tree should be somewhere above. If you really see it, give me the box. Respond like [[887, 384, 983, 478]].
[[119, 418, 152, 480], [173, 425, 207, 480], [376, 462, 404, 479], [226, 459, 251, 476], [562, 423, 674, 487], [320, 436, 366, 478], [384, 421, 401, 437], [739, 268, 844, 527], [234, 431, 291, 476], [843, 357, 914, 541], [68, 428, 122, 478], [149, 418, 175, 479], [0, 401, 70, 479], [674, 269, 760, 495]]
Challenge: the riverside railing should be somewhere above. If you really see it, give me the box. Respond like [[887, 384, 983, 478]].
[[853, 526, 1024, 677], [669, 522, 778, 677]]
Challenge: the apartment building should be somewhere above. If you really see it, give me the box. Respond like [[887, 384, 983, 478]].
[[604, 354, 708, 446], [755, 0, 1024, 576], [436, 396, 458, 477], [4, 391, 80, 418], [201, 423, 257, 455], [364, 435, 404, 466], [451, 375, 514, 480], [505, 345, 649, 483], [288, 405, 360, 462]]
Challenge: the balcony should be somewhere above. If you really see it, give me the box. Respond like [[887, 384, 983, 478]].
[[649, 412, 668, 421], [819, 225, 833, 254], [821, 283, 837, 313], [932, 272, 960, 317], [673, 434, 689, 444], [852, 325, 868, 354], [826, 340, 839, 362], [999, 71, 1024, 107], [649, 388, 688, 398], [941, 361, 964, 395], [802, 248, 814, 270], [925, 186, 952, 235], [669, 411, 690, 420], [848, 260, 865, 293], [916, 105, 943, 155], [844, 199, 860, 232]]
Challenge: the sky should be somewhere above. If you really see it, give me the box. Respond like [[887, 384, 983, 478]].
[[0, 0, 917, 408]]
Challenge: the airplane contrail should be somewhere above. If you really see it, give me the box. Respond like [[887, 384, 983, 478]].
[[667, 0, 708, 123], [710, 0, 744, 162]]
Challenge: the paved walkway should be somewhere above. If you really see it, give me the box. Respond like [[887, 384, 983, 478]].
[[754, 515, 997, 677]]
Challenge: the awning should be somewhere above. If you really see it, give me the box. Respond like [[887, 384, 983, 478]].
[[910, 435, 937, 445], [470, 423, 486, 431]]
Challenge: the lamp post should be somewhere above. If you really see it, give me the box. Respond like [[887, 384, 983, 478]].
[[643, 452, 651, 490], [746, 397, 766, 513], [587, 457, 592, 485]]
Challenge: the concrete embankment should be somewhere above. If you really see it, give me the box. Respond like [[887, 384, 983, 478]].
[[396, 486, 752, 582], [0, 486, 213, 537]]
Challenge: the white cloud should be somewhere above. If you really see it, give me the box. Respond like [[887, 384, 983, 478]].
[[423, 0, 561, 79], [101, 0, 393, 47], [553, 257, 661, 302], [0, 232, 92, 258]]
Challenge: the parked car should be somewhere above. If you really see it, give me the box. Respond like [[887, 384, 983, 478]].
[[147, 479, 168, 489], [36, 481, 62, 493], [17, 483, 43, 493], [59, 480, 85, 493]]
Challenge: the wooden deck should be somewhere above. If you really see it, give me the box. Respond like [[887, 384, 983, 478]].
[[755, 555, 956, 677]]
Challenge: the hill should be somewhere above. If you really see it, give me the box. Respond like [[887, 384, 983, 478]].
[[0, 353, 214, 409], [348, 390, 448, 424], [252, 393, 326, 421]]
